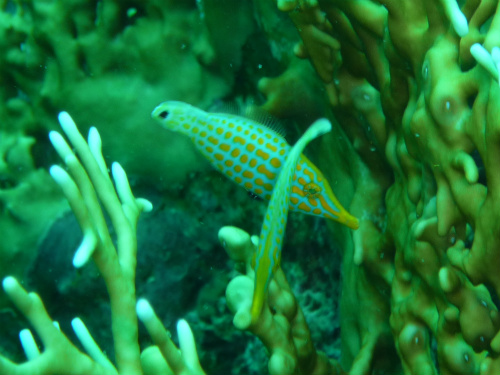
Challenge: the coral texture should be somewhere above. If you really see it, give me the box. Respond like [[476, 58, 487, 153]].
[[1, 0, 500, 374], [246, 0, 500, 373]]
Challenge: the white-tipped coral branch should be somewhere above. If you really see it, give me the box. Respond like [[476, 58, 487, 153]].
[[1, 112, 202, 375], [49, 164, 98, 267], [1, 276, 112, 375], [49, 113, 149, 374], [19, 329, 39, 360], [440, 0, 468, 37], [470, 43, 500, 84], [136, 299, 206, 375], [71, 317, 116, 370]]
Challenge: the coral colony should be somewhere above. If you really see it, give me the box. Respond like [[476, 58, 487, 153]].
[[1, 0, 500, 374]]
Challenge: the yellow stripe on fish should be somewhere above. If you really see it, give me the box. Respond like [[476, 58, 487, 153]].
[[251, 118, 332, 323], [151, 101, 359, 230]]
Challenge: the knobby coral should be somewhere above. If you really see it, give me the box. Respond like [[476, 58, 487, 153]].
[[246, 0, 500, 373]]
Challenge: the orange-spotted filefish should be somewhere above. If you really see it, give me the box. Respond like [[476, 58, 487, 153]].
[[251, 118, 332, 322], [151, 101, 359, 230]]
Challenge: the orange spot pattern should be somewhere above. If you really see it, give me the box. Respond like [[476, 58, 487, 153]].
[[256, 150, 270, 160], [270, 158, 281, 168], [266, 143, 278, 152], [292, 186, 305, 196], [298, 202, 311, 212], [257, 165, 276, 180], [188, 111, 349, 223], [308, 197, 318, 207], [234, 136, 246, 145]]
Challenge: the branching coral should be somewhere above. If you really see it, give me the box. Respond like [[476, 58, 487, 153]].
[[220, 226, 342, 375], [3, 0, 500, 374], [1, 113, 204, 375]]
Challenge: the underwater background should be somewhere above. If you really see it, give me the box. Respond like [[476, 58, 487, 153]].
[[1, 0, 500, 374]]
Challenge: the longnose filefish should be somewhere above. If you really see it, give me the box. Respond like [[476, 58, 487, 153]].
[[152, 101, 359, 230], [251, 118, 332, 322]]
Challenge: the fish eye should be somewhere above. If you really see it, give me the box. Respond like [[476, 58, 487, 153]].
[[303, 182, 322, 199], [158, 111, 169, 119]]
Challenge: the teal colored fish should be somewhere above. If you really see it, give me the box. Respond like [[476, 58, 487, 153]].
[[151, 101, 359, 229], [250, 118, 332, 322]]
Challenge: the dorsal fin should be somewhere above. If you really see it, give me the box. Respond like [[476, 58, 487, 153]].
[[207, 100, 287, 139], [207, 100, 241, 116], [244, 105, 286, 139]]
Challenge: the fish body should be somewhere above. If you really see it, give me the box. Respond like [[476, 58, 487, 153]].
[[251, 118, 332, 322], [152, 101, 359, 230]]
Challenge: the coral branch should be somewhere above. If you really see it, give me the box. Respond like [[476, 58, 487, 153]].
[[220, 226, 343, 375], [1, 112, 204, 375]]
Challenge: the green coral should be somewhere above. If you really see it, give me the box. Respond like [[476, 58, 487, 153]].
[[1, 112, 205, 375], [253, 0, 500, 373], [2, 0, 500, 374], [0, 131, 68, 307]]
